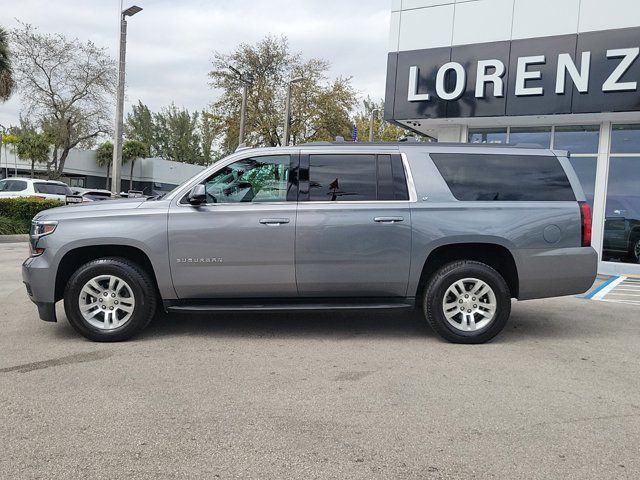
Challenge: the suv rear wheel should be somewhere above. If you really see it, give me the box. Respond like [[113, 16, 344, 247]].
[[631, 233, 640, 263], [64, 257, 157, 341], [423, 261, 511, 344]]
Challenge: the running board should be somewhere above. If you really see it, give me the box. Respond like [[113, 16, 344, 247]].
[[166, 299, 415, 313]]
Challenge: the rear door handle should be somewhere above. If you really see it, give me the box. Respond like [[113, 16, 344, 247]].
[[374, 216, 404, 223], [259, 218, 290, 225]]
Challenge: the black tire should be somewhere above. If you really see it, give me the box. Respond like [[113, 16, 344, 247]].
[[63, 257, 157, 342], [630, 233, 640, 264], [423, 260, 511, 344]]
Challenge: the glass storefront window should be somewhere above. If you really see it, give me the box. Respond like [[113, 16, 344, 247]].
[[568, 157, 597, 209], [603, 157, 640, 264], [509, 127, 552, 147], [468, 128, 507, 144], [554, 125, 600, 154], [611, 124, 640, 153]]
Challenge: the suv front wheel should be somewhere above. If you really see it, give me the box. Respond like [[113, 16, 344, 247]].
[[64, 257, 157, 342], [423, 261, 511, 344]]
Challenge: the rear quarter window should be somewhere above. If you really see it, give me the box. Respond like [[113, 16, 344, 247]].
[[0, 180, 28, 192], [430, 153, 575, 201]]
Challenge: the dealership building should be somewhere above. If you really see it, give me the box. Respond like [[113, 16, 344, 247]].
[[385, 0, 640, 275], [0, 148, 205, 196]]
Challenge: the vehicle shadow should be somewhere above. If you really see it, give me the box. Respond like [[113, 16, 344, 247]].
[[142, 309, 435, 341], [51, 299, 609, 343]]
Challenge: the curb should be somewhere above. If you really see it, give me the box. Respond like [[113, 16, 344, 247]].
[[0, 234, 29, 243]]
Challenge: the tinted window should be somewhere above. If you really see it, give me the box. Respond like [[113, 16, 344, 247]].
[[509, 127, 551, 148], [0, 180, 28, 192], [568, 157, 597, 208], [431, 153, 575, 201], [201, 155, 290, 204], [84, 192, 112, 201], [468, 128, 507, 144], [34, 183, 72, 195], [610, 124, 640, 153], [554, 125, 599, 154], [309, 154, 377, 201]]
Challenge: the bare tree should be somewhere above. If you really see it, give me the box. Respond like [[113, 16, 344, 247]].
[[11, 23, 116, 178]]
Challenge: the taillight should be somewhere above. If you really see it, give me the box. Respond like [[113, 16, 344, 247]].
[[579, 201, 592, 247]]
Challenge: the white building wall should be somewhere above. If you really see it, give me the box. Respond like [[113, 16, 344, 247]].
[[389, 0, 640, 53], [0, 148, 205, 186]]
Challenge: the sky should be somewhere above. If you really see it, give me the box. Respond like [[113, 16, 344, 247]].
[[0, 0, 393, 128]]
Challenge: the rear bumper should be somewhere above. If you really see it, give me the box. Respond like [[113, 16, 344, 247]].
[[517, 246, 598, 300], [22, 255, 57, 322]]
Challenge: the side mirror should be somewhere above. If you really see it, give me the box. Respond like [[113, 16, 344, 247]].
[[188, 184, 207, 205]]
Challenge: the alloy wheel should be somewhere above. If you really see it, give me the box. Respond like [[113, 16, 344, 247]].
[[442, 277, 497, 332], [78, 275, 136, 330]]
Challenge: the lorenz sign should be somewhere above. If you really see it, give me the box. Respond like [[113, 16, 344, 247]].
[[384, 27, 640, 120]]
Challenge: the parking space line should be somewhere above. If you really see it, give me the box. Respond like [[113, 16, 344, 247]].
[[589, 276, 625, 300]]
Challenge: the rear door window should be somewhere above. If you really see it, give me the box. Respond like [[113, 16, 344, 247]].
[[308, 154, 377, 201], [430, 153, 575, 201], [34, 183, 72, 195], [306, 153, 408, 202]]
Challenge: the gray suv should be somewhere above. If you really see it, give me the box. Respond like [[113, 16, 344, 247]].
[[22, 142, 597, 344]]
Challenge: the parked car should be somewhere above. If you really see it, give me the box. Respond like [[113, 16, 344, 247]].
[[71, 188, 113, 202], [0, 177, 73, 202], [22, 142, 597, 344], [602, 195, 640, 263]]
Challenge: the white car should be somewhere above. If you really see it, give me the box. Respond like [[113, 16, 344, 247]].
[[0, 177, 73, 202]]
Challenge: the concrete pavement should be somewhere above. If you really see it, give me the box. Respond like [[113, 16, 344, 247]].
[[1, 242, 639, 479]]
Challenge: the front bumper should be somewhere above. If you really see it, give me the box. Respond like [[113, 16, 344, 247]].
[[22, 255, 57, 322]]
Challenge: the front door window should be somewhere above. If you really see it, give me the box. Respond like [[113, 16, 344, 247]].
[[202, 155, 290, 204]]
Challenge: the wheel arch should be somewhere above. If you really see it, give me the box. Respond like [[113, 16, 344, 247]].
[[414, 242, 520, 303], [55, 245, 160, 302]]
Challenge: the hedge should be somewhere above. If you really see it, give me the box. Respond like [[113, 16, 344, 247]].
[[0, 197, 64, 224], [0, 216, 31, 235]]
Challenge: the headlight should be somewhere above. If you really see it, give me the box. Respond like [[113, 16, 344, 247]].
[[31, 220, 58, 237], [30, 220, 58, 256]]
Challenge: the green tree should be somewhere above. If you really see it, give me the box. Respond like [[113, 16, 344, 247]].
[[122, 139, 147, 191], [124, 101, 153, 157], [0, 26, 14, 101], [15, 131, 50, 178], [200, 110, 222, 165], [208, 35, 357, 154], [95, 141, 113, 189], [153, 104, 202, 164], [352, 97, 410, 142], [11, 23, 116, 179]]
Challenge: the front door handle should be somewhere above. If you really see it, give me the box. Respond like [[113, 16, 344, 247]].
[[374, 216, 404, 223], [259, 218, 290, 225]]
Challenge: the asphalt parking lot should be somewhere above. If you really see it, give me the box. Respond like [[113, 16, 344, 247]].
[[1, 242, 640, 479]]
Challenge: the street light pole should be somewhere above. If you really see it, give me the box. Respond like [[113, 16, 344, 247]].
[[369, 108, 380, 142], [283, 77, 303, 147], [0, 123, 5, 179], [229, 66, 253, 147], [111, 5, 142, 196], [239, 81, 249, 145]]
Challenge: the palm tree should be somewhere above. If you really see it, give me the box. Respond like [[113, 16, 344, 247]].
[[0, 27, 15, 101], [95, 141, 113, 189], [122, 140, 148, 191]]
